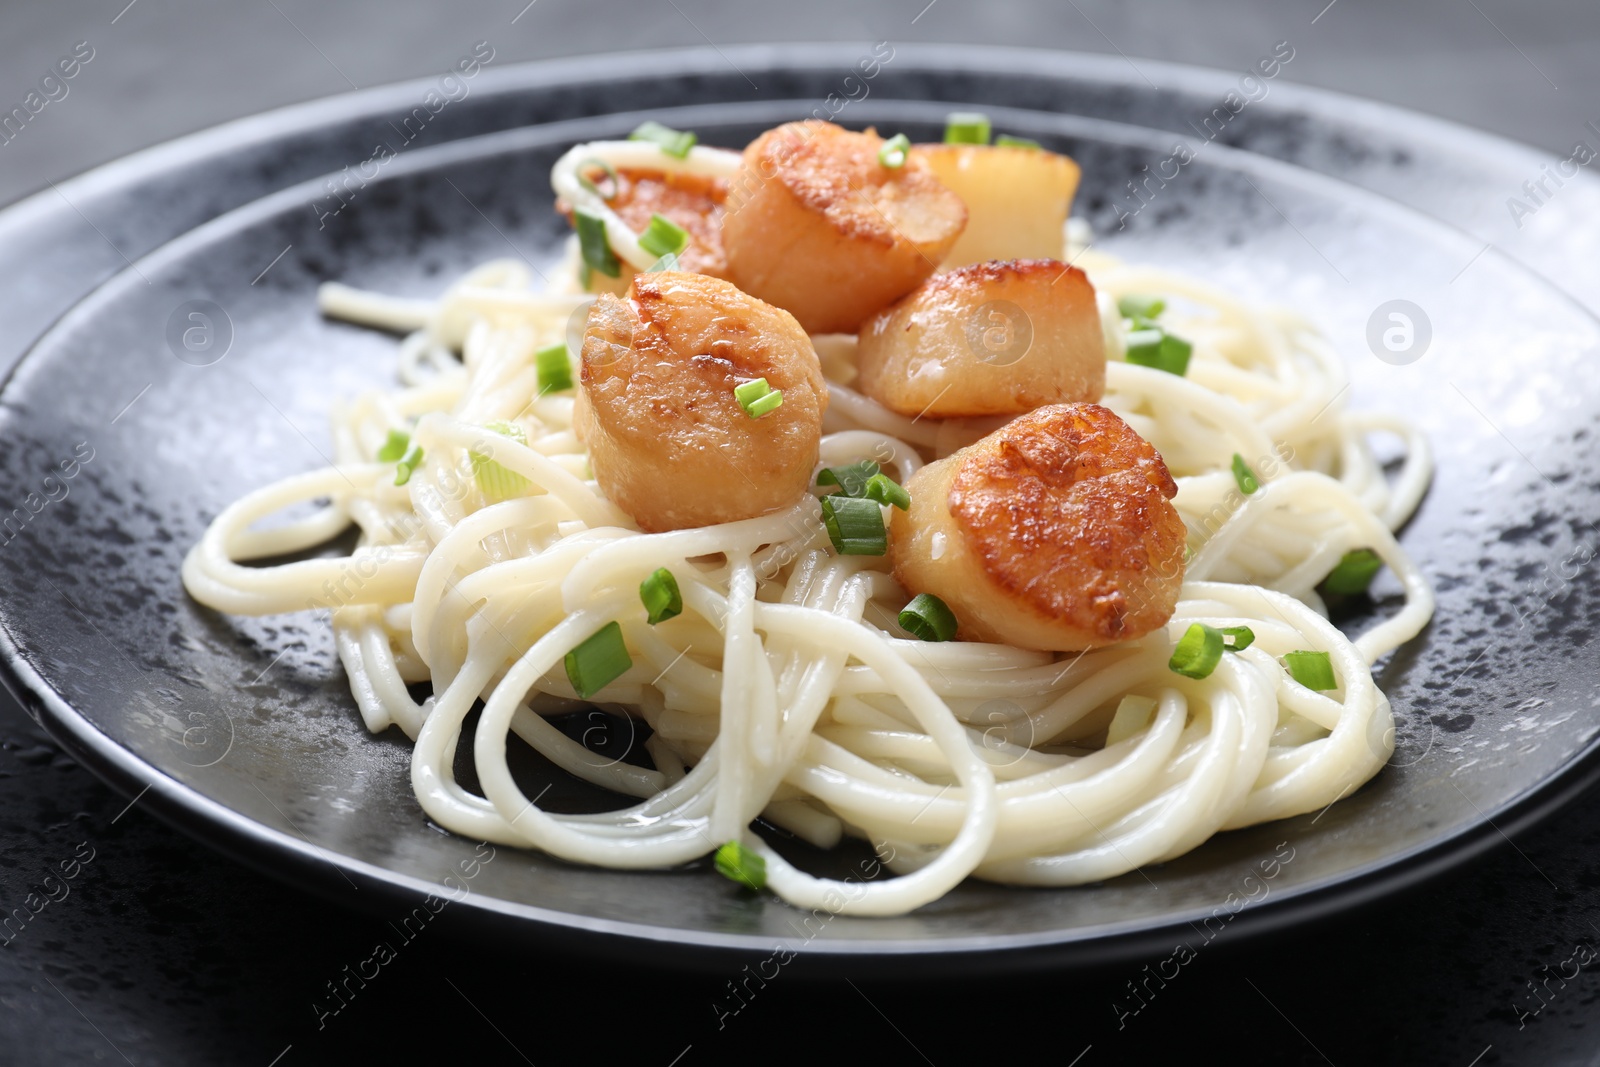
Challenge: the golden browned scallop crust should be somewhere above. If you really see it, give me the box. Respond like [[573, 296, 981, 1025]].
[[855, 258, 1105, 419], [574, 271, 827, 532], [890, 403, 1185, 650], [722, 121, 967, 334]]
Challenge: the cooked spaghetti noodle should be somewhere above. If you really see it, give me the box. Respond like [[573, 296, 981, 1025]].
[[183, 130, 1433, 917]]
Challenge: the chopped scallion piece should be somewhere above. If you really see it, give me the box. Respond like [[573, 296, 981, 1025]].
[[943, 111, 992, 144], [575, 210, 620, 278], [394, 442, 424, 486], [878, 133, 910, 168], [469, 421, 530, 501], [816, 461, 881, 497], [734, 377, 783, 418], [1220, 626, 1255, 652], [564, 621, 632, 700], [1117, 295, 1167, 320], [630, 120, 697, 159], [536, 343, 573, 394], [745, 390, 783, 417], [820, 495, 887, 555], [639, 567, 683, 625], [1124, 326, 1163, 350], [377, 429, 411, 462], [646, 252, 681, 273], [576, 157, 619, 200], [1322, 549, 1383, 595], [1231, 453, 1260, 495], [1125, 328, 1192, 376], [897, 593, 957, 641], [733, 378, 771, 405], [1168, 622, 1225, 679], [995, 134, 1040, 149], [863, 472, 910, 510], [713, 840, 767, 890], [1284, 650, 1337, 690], [637, 213, 690, 259]]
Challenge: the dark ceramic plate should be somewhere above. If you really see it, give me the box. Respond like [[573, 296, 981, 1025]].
[[3, 46, 1599, 974]]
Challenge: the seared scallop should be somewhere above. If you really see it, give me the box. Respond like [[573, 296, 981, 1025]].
[[722, 121, 967, 334], [573, 271, 827, 532], [890, 403, 1185, 650], [855, 259, 1105, 419]]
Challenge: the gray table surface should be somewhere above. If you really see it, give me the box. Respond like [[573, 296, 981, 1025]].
[[3, 2, 1600, 1065]]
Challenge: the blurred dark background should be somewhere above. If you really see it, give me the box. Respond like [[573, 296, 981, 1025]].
[[4, 1, 1600, 1065], [2, 0, 1597, 209]]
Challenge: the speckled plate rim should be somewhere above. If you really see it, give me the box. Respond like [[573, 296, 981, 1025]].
[[3, 45, 1600, 973]]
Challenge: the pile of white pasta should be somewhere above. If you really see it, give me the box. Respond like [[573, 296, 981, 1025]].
[[182, 220, 1434, 916]]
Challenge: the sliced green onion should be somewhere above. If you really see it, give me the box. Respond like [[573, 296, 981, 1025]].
[[1106, 694, 1157, 746], [469, 421, 530, 501], [713, 840, 767, 890], [576, 157, 619, 200], [377, 429, 411, 462], [1231, 453, 1260, 495], [1284, 650, 1337, 690], [878, 133, 910, 168], [943, 111, 992, 145], [646, 252, 681, 273], [897, 593, 957, 641], [745, 391, 783, 417], [637, 213, 690, 259], [733, 378, 771, 405], [734, 377, 783, 419], [816, 461, 881, 498], [536, 342, 573, 395], [640, 567, 683, 625], [1125, 328, 1192, 376], [630, 120, 697, 159], [1125, 326, 1163, 350], [575, 210, 620, 278], [995, 134, 1040, 149], [863, 473, 910, 511], [1168, 622, 1225, 679], [1220, 626, 1256, 652], [1117, 295, 1167, 320], [393, 441, 425, 486], [564, 621, 632, 700], [820, 495, 887, 556], [1322, 549, 1383, 596]]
